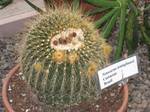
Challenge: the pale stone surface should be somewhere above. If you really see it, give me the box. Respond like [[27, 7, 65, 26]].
[[0, 0, 44, 37], [0, 0, 44, 20]]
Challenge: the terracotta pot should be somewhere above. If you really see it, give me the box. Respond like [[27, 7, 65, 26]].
[[2, 64, 128, 112]]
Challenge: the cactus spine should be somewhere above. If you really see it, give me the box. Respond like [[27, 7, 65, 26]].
[[21, 8, 112, 109]]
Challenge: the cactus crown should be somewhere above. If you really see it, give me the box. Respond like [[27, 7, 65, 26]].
[[21, 7, 111, 109]]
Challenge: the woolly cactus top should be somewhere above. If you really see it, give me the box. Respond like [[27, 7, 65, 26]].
[[21, 8, 112, 109]]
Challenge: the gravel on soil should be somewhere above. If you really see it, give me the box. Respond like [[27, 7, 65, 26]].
[[8, 71, 122, 112], [0, 37, 19, 111], [128, 45, 150, 112], [0, 36, 150, 112]]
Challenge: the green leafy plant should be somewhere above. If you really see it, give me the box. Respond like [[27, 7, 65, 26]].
[[84, 0, 150, 60], [22, 2, 112, 110]]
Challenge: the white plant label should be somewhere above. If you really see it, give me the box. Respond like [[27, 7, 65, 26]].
[[98, 55, 139, 89]]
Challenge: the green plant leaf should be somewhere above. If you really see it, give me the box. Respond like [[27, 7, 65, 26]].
[[84, 0, 119, 8], [102, 10, 120, 39], [144, 4, 150, 11], [144, 4, 150, 30], [114, 0, 128, 60], [95, 8, 117, 28], [132, 18, 139, 52], [125, 11, 136, 54], [72, 0, 80, 11], [24, 0, 44, 13], [141, 26, 150, 45], [85, 7, 110, 16], [129, 1, 139, 16]]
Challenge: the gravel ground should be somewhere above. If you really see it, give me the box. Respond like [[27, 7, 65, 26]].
[[0, 37, 19, 111], [128, 45, 150, 112], [0, 36, 150, 112]]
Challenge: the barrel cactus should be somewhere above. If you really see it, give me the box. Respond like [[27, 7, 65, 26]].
[[21, 8, 112, 109]]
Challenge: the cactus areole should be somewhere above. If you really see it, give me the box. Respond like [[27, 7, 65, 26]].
[[21, 8, 112, 109]]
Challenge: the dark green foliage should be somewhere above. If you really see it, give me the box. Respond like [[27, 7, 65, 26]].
[[84, 0, 150, 60]]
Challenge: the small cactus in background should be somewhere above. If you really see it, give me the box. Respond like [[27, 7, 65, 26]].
[[21, 8, 112, 109]]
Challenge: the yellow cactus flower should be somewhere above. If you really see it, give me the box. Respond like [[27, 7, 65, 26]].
[[52, 50, 65, 63], [87, 62, 97, 78], [68, 52, 79, 64], [101, 43, 112, 59], [34, 63, 42, 72]]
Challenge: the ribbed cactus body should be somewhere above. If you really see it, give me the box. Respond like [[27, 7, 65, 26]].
[[22, 8, 111, 108]]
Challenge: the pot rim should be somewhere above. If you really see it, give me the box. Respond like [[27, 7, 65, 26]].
[[2, 64, 128, 112]]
